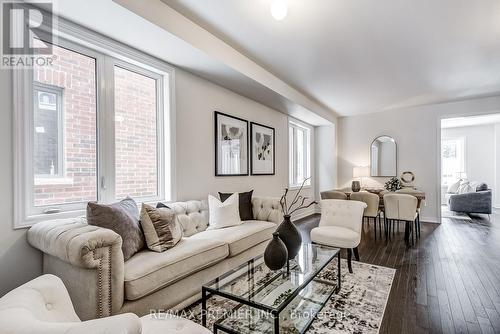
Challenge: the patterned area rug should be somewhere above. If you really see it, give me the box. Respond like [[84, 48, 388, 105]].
[[183, 259, 395, 333]]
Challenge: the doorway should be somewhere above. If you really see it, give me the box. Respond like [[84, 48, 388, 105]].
[[440, 113, 500, 219]]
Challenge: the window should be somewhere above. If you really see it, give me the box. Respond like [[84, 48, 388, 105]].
[[289, 121, 311, 187], [441, 138, 466, 186], [14, 16, 173, 227]]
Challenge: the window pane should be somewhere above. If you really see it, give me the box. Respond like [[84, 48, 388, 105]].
[[34, 87, 61, 176], [114, 66, 158, 199], [33, 43, 97, 207], [296, 128, 304, 184]]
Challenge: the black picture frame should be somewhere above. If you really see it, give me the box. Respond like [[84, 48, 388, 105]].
[[250, 122, 275, 175], [214, 111, 249, 176]]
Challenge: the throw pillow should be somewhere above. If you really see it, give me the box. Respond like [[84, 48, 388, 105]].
[[457, 181, 474, 194], [140, 203, 183, 252], [87, 197, 145, 261], [446, 180, 461, 194], [208, 193, 241, 230], [156, 202, 170, 209], [218, 190, 254, 221]]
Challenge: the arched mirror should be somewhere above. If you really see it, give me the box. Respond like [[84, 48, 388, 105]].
[[370, 136, 397, 177]]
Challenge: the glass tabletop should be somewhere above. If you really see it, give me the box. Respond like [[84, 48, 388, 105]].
[[203, 243, 340, 312]]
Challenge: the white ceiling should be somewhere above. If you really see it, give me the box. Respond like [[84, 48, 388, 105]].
[[442, 113, 500, 128], [163, 0, 500, 116]]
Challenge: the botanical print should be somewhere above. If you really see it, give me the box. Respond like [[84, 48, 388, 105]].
[[215, 112, 248, 175], [255, 131, 272, 161], [251, 122, 275, 175]]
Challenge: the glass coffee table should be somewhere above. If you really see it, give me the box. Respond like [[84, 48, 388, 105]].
[[201, 243, 341, 333]]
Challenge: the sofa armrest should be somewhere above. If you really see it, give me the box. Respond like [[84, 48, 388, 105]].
[[27, 217, 123, 269], [252, 197, 284, 224], [27, 217, 125, 319], [449, 190, 492, 214]]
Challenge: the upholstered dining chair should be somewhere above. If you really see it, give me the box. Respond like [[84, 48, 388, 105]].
[[350, 192, 382, 240], [311, 199, 367, 273], [0, 274, 211, 334], [383, 193, 418, 246], [320, 190, 348, 200]]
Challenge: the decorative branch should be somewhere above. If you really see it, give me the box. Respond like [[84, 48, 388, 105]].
[[289, 200, 318, 216], [288, 178, 309, 212]]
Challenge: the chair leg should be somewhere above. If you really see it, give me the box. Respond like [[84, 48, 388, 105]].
[[378, 213, 382, 239], [417, 214, 421, 238], [353, 247, 360, 261], [347, 248, 353, 274], [374, 217, 377, 240]]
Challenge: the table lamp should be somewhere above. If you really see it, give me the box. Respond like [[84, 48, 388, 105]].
[[352, 166, 369, 192]]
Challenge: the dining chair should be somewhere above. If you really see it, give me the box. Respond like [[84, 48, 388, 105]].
[[320, 190, 348, 200], [383, 193, 418, 246], [350, 192, 382, 240], [310, 199, 367, 273]]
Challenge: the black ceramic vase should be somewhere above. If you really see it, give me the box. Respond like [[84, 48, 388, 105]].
[[276, 215, 302, 260], [264, 232, 288, 270]]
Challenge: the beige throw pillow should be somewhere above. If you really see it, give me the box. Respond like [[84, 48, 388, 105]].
[[140, 203, 183, 252]]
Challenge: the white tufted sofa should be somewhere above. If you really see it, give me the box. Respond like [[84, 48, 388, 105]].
[[0, 274, 211, 334], [27, 197, 283, 320]]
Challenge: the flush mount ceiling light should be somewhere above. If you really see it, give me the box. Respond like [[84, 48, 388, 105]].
[[270, 0, 288, 21]]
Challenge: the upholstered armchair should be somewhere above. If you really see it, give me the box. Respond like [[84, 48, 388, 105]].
[[0, 274, 210, 334], [310, 199, 366, 273]]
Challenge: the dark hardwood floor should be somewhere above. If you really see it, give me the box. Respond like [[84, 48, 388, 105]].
[[296, 212, 500, 334]]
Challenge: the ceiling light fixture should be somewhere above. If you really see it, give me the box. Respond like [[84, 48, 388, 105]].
[[270, 0, 287, 21]]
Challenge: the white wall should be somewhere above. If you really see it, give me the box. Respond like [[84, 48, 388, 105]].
[[315, 125, 337, 199], [338, 96, 500, 222], [175, 69, 318, 218], [442, 124, 497, 204], [0, 71, 43, 297]]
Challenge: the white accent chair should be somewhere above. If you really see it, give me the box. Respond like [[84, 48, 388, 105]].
[[383, 193, 418, 246], [0, 274, 211, 334], [310, 199, 367, 273]]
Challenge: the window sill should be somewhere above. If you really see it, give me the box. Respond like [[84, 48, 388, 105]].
[[34, 177, 74, 186], [288, 185, 312, 191], [14, 209, 86, 229]]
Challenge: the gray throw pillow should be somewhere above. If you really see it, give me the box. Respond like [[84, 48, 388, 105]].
[[86, 197, 145, 261], [140, 203, 183, 252]]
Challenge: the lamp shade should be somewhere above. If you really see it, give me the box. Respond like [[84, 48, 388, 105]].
[[353, 166, 369, 178]]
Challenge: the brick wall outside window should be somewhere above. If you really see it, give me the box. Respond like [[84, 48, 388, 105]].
[[34, 44, 97, 206], [114, 67, 158, 199]]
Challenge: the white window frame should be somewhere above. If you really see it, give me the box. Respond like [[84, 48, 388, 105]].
[[13, 13, 176, 228], [289, 119, 312, 188]]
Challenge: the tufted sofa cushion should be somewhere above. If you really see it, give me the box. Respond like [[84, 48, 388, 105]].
[[251, 197, 283, 224], [168, 200, 209, 237]]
